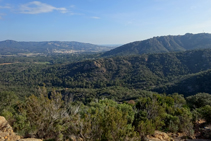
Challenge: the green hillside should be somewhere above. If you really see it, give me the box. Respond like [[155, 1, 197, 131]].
[[102, 33, 211, 57], [1, 48, 211, 97], [154, 69, 211, 96]]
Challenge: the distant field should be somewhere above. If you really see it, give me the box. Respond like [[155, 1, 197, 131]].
[[0, 55, 16, 57], [0, 63, 13, 65], [0, 62, 50, 65], [17, 53, 42, 56], [34, 62, 50, 65]]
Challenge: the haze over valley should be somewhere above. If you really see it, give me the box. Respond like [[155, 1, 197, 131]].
[[0, 40, 115, 56]]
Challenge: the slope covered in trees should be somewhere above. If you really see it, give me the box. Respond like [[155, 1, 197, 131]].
[[154, 69, 211, 96], [102, 33, 211, 57], [1, 49, 211, 97]]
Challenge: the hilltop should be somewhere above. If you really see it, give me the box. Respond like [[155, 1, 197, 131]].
[[0, 40, 113, 55], [102, 33, 211, 57]]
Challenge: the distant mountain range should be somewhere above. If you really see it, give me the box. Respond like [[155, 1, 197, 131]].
[[3, 33, 211, 56], [0, 40, 114, 55], [102, 33, 211, 57]]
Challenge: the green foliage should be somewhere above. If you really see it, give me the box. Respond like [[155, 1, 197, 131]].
[[13, 111, 31, 136], [177, 108, 194, 136], [0, 87, 205, 140], [117, 103, 135, 124], [14, 87, 75, 140], [164, 115, 179, 132], [197, 105, 211, 123], [134, 94, 166, 131], [136, 119, 155, 138], [102, 33, 211, 57], [186, 93, 211, 109], [133, 93, 193, 136], [80, 104, 138, 141], [0, 91, 18, 112], [0, 91, 19, 121], [2, 48, 211, 97], [88, 99, 135, 125], [1, 110, 13, 121]]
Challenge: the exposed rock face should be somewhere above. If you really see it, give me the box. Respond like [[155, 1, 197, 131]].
[[68, 135, 83, 141], [84, 61, 102, 70], [147, 131, 174, 141], [18, 139, 42, 141], [0, 116, 21, 141], [0, 116, 42, 141]]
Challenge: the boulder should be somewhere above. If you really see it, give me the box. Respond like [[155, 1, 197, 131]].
[[0, 116, 21, 141], [0, 116, 42, 141], [0, 116, 13, 133], [18, 139, 42, 141]]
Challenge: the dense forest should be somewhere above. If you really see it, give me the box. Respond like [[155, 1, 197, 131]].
[[102, 33, 211, 57], [1, 49, 211, 97]]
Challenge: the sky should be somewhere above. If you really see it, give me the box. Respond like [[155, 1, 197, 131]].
[[1, 0, 211, 44]]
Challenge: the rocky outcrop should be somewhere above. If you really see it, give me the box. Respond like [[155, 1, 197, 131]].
[[0, 116, 42, 141], [69, 135, 83, 141], [0, 116, 21, 141], [18, 139, 42, 141], [84, 61, 102, 70], [147, 131, 174, 141]]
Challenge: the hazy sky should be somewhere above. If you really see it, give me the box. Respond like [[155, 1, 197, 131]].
[[1, 0, 211, 44]]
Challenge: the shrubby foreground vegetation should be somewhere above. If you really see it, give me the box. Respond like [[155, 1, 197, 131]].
[[1, 87, 211, 141]]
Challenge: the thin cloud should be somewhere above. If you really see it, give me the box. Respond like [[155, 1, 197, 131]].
[[70, 5, 75, 8], [91, 16, 100, 19], [20, 1, 67, 14], [0, 13, 5, 19], [188, 20, 211, 30], [0, 5, 11, 9], [0, 4, 10, 19], [69, 12, 82, 16]]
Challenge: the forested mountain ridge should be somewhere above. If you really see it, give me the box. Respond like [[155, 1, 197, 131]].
[[0, 40, 113, 55], [1, 48, 211, 96], [154, 69, 211, 96], [102, 33, 211, 56]]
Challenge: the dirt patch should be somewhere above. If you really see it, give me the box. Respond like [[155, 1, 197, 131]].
[[0, 63, 13, 65], [0, 62, 20, 65], [187, 139, 211, 141]]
